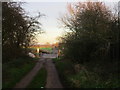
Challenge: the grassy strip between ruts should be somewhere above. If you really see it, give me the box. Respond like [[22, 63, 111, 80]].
[[27, 67, 47, 88], [3, 56, 38, 88], [53, 58, 120, 88]]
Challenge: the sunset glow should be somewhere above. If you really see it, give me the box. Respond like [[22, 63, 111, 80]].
[[22, 2, 67, 44], [22, 1, 117, 44]]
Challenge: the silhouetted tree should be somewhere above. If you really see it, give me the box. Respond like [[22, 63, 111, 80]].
[[2, 2, 43, 63], [60, 2, 118, 63]]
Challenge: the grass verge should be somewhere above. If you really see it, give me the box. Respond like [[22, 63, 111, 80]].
[[53, 58, 120, 88], [27, 67, 47, 88], [3, 56, 38, 88]]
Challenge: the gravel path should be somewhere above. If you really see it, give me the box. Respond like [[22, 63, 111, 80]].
[[14, 48, 63, 88], [45, 59, 63, 88]]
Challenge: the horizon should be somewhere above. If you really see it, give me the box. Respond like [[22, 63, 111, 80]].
[[22, 1, 117, 44], [22, 2, 68, 44]]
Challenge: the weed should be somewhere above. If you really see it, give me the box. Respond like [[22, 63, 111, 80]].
[[27, 67, 47, 88]]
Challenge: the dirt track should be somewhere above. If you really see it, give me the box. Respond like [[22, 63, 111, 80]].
[[14, 49, 63, 88], [45, 59, 63, 88]]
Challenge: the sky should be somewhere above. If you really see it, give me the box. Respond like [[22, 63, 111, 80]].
[[22, 0, 119, 44], [22, 2, 68, 44]]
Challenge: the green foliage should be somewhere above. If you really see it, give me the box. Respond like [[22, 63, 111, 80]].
[[2, 56, 37, 88], [60, 2, 119, 63], [55, 59, 120, 88], [27, 67, 47, 88], [67, 69, 120, 88], [2, 2, 43, 63]]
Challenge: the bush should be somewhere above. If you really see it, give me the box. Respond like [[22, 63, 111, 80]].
[[60, 2, 119, 64], [54, 58, 120, 88], [68, 68, 120, 88]]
